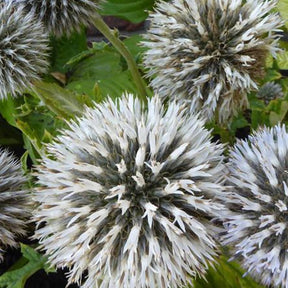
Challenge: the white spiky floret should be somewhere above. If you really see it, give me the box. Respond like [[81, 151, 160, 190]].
[[15, 0, 103, 37], [223, 124, 288, 288], [0, 149, 31, 261], [256, 81, 284, 104], [34, 94, 226, 288], [0, 0, 49, 100], [142, 0, 283, 123]]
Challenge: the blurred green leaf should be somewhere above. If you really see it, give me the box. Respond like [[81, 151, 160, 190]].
[[248, 93, 269, 128], [100, 0, 155, 23], [0, 114, 22, 146], [66, 40, 140, 101], [269, 101, 288, 125], [264, 69, 282, 82], [20, 150, 29, 173], [32, 82, 84, 118], [0, 96, 19, 126], [277, 50, 288, 69], [229, 113, 250, 136], [0, 244, 52, 288], [50, 30, 87, 73], [123, 35, 147, 59], [192, 255, 265, 288], [278, 0, 288, 29]]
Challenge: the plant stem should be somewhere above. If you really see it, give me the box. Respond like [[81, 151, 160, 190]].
[[92, 14, 147, 103]]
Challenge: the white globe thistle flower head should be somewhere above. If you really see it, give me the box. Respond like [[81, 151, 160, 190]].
[[34, 94, 226, 288], [256, 81, 284, 105], [142, 0, 283, 123], [222, 124, 288, 288], [0, 148, 31, 261], [15, 0, 104, 37], [0, 0, 49, 100]]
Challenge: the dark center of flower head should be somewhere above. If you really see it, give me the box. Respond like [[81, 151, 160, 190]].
[[101, 137, 183, 206], [166, 1, 269, 78], [70, 120, 215, 233]]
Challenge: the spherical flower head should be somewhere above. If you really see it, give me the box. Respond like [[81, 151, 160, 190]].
[[222, 124, 288, 287], [0, 1, 49, 100], [0, 149, 31, 261], [143, 0, 283, 123], [256, 81, 284, 105], [34, 94, 226, 288], [16, 0, 103, 37]]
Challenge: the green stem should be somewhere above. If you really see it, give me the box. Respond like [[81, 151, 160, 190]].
[[92, 14, 147, 103]]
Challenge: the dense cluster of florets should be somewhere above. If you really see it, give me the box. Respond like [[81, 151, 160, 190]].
[[143, 0, 282, 123], [34, 94, 226, 288], [256, 82, 284, 105], [16, 0, 103, 37], [0, 149, 31, 261], [0, 1, 49, 99], [223, 124, 288, 288]]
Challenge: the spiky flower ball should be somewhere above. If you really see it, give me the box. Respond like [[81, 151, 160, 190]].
[[16, 0, 103, 37], [256, 82, 284, 105], [34, 94, 226, 288], [143, 0, 283, 123], [0, 1, 49, 100], [223, 124, 288, 287], [0, 149, 31, 261]]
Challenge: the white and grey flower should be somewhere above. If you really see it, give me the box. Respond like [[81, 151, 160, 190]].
[[223, 124, 288, 288], [34, 94, 226, 288], [0, 1, 49, 100], [0, 149, 31, 261], [16, 0, 103, 37], [256, 82, 284, 105], [143, 0, 283, 123]]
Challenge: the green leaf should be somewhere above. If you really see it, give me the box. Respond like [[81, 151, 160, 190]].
[[263, 69, 282, 82], [50, 30, 87, 73], [248, 93, 269, 129], [192, 255, 265, 288], [100, 0, 155, 23], [32, 82, 84, 119], [0, 244, 52, 288], [269, 101, 288, 125], [0, 96, 19, 126], [123, 35, 147, 59], [20, 150, 29, 173], [278, 0, 288, 29], [0, 115, 22, 146], [229, 113, 250, 136], [66, 41, 139, 101], [0, 92, 68, 162], [277, 50, 288, 70]]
